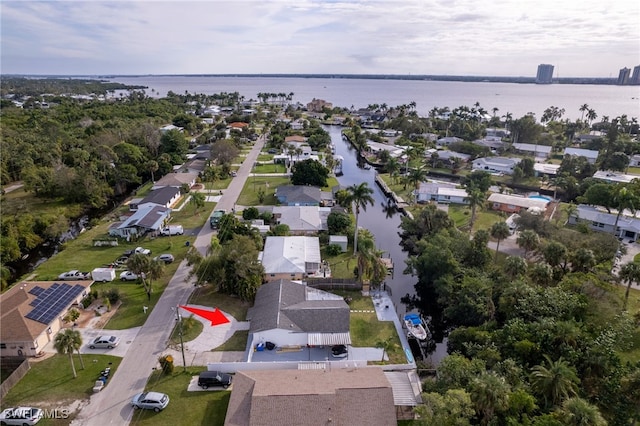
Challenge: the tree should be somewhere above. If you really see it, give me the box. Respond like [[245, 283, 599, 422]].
[[210, 139, 239, 165], [467, 188, 487, 232], [126, 254, 156, 301], [555, 397, 607, 426], [570, 248, 595, 272], [345, 183, 375, 255], [416, 389, 474, 426], [54, 329, 84, 378], [619, 261, 640, 310], [327, 211, 352, 235], [579, 103, 589, 122], [504, 256, 527, 278], [517, 229, 540, 258], [612, 185, 638, 237], [470, 372, 511, 425], [290, 159, 329, 187], [490, 221, 511, 262], [189, 191, 205, 214], [530, 355, 580, 408], [375, 337, 398, 362], [542, 241, 568, 271]]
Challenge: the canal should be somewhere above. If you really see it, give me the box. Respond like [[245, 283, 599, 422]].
[[326, 125, 448, 364]]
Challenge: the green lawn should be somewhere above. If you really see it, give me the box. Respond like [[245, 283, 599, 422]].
[[169, 204, 212, 230], [187, 288, 251, 321], [213, 331, 249, 352], [2, 354, 122, 425], [235, 176, 291, 206], [252, 163, 285, 174], [170, 316, 204, 345], [257, 154, 274, 161], [2, 186, 84, 219], [130, 370, 229, 426], [322, 249, 357, 279]]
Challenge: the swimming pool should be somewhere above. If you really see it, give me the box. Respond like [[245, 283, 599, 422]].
[[529, 195, 551, 201]]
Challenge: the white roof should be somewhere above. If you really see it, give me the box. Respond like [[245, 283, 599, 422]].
[[260, 236, 321, 274], [438, 187, 469, 198], [488, 193, 549, 209], [474, 157, 519, 166], [272, 206, 330, 232], [593, 170, 640, 184], [512, 143, 552, 154], [534, 163, 561, 175], [564, 147, 599, 159]]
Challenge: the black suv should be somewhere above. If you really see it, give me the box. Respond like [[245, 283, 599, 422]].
[[198, 371, 232, 389]]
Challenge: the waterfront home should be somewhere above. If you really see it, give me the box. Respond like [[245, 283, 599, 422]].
[[366, 140, 406, 158], [414, 182, 469, 204], [592, 170, 640, 184], [259, 236, 324, 281], [512, 143, 552, 159], [271, 206, 330, 234], [430, 150, 471, 164], [151, 172, 198, 191], [284, 135, 307, 144], [246, 279, 351, 354], [0, 280, 93, 357], [224, 368, 398, 426], [569, 204, 640, 241], [563, 147, 599, 164], [275, 185, 322, 206], [306, 98, 333, 113], [488, 193, 550, 214], [108, 203, 171, 238], [472, 157, 520, 175]]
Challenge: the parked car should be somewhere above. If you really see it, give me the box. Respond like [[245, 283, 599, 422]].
[[159, 225, 183, 236], [331, 345, 348, 358], [120, 271, 142, 281], [0, 407, 43, 425], [58, 270, 91, 280], [197, 370, 232, 389], [89, 335, 120, 349], [134, 247, 151, 255], [131, 391, 169, 412], [230, 171, 237, 177], [153, 254, 174, 264]]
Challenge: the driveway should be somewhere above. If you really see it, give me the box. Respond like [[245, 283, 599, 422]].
[[42, 328, 141, 358]]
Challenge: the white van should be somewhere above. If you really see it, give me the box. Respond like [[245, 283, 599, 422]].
[[91, 268, 116, 282], [160, 225, 184, 236]]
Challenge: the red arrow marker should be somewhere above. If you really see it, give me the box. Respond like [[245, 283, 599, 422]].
[[179, 306, 230, 326]]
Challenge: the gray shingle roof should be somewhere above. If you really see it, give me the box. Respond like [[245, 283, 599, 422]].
[[248, 280, 349, 334], [276, 185, 322, 204], [140, 186, 180, 207]]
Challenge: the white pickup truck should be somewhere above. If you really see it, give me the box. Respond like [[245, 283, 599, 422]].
[[134, 247, 152, 255], [58, 270, 91, 280]]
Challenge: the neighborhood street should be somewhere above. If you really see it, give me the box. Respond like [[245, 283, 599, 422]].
[[72, 135, 266, 426]]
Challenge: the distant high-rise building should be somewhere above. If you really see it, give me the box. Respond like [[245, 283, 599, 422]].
[[617, 67, 631, 85], [536, 64, 554, 84], [631, 65, 640, 85]]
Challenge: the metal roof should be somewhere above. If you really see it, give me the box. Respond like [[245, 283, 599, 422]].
[[307, 332, 352, 346]]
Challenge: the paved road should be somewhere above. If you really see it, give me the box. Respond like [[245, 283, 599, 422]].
[[72, 135, 267, 426]]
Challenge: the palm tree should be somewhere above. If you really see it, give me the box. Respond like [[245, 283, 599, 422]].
[[346, 183, 375, 255], [470, 372, 510, 425], [619, 261, 640, 310], [189, 191, 206, 214], [530, 355, 580, 408], [54, 329, 83, 378], [406, 166, 428, 194], [385, 157, 401, 184], [490, 221, 511, 262], [355, 229, 388, 286], [126, 254, 153, 300], [467, 188, 487, 232], [375, 337, 398, 362], [612, 185, 638, 237], [504, 256, 527, 278], [516, 229, 540, 258], [579, 103, 589, 121], [586, 108, 598, 125], [146, 259, 165, 301], [556, 397, 607, 426]]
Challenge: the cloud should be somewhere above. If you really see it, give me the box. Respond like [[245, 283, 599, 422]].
[[1, 0, 638, 76]]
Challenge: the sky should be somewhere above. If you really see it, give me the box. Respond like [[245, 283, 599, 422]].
[[1, 0, 639, 77]]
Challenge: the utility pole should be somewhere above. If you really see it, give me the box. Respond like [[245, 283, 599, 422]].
[[174, 305, 186, 372]]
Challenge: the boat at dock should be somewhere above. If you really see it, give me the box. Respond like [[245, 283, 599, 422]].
[[404, 313, 429, 341]]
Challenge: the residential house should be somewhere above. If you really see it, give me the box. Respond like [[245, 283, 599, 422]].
[[160, 124, 183, 133], [414, 182, 469, 204], [533, 163, 561, 177], [272, 206, 330, 234], [275, 185, 322, 206], [472, 139, 507, 153], [593, 170, 640, 184], [486, 128, 510, 138], [366, 141, 406, 158], [569, 204, 640, 241], [430, 150, 471, 165], [630, 154, 640, 167], [246, 279, 350, 351], [436, 136, 463, 147], [306, 98, 333, 113], [151, 172, 198, 191], [228, 122, 249, 131], [108, 203, 171, 238], [180, 158, 207, 175], [511, 143, 552, 159], [132, 186, 181, 210], [488, 193, 550, 214], [224, 368, 397, 426], [289, 119, 307, 130], [575, 132, 604, 144], [472, 157, 520, 175], [564, 147, 599, 164], [259, 236, 324, 281], [0, 280, 93, 357], [284, 135, 307, 144]]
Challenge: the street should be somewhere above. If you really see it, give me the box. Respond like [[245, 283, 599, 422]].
[[72, 135, 266, 425]]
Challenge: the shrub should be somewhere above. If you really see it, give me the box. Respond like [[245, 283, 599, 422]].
[[242, 207, 260, 220], [63, 308, 80, 323], [326, 244, 342, 256], [158, 354, 174, 374], [103, 288, 121, 304]]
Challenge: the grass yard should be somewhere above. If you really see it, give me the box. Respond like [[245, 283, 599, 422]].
[[252, 163, 285, 174], [187, 287, 251, 321], [170, 316, 204, 345], [2, 354, 122, 425], [257, 154, 274, 161], [235, 176, 291, 206], [130, 370, 229, 426], [169, 204, 212, 230], [2, 187, 84, 219], [322, 249, 357, 279], [213, 330, 249, 352]]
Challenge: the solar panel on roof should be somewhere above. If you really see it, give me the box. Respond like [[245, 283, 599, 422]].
[[25, 284, 86, 324], [29, 286, 45, 296]]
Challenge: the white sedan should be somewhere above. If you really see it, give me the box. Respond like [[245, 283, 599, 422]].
[[0, 407, 43, 425]]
